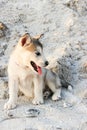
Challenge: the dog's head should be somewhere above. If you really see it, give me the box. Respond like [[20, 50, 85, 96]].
[[17, 33, 49, 75]]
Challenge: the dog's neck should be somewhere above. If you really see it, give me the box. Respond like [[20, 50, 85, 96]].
[[15, 61, 29, 69]]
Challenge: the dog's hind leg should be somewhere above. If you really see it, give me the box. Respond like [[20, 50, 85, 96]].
[[46, 71, 61, 101], [47, 81, 61, 101], [4, 76, 18, 110]]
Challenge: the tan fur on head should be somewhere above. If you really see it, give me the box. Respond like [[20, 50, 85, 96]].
[[25, 43, 36, 52], [18, 33, 37, 52], [18, 33, 44, 52]]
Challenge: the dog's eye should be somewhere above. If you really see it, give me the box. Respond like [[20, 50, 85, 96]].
[[35, 52, 41, 56]]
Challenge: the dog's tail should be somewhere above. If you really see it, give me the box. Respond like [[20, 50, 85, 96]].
[[61, 80, 73, 91]]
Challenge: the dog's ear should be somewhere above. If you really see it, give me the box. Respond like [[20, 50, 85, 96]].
[[34, 33, 44, 40], [20, 33, 31, 47]]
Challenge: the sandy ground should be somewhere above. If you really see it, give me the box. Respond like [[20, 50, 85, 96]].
[[0, 98, 87, 130], [0, 89, 87, 130], [0, 0, 87, 130]]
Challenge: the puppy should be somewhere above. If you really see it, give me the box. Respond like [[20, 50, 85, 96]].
[[4, 33, 61, 110]]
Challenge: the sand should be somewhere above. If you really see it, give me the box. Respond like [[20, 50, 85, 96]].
[[0, 0, 87, 129]]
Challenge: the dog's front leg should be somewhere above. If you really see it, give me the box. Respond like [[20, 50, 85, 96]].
[[4, 77, 18, 110], [32, 77, 44, 105]]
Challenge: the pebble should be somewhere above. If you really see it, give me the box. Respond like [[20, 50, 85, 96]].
[[25, 109, 40, 118]]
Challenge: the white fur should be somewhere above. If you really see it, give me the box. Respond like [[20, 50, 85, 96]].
[[4, 34, 61, 110]]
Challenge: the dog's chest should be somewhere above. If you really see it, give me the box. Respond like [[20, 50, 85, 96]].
[[18, 70, 34, 97], [18, 68, 34, 83]]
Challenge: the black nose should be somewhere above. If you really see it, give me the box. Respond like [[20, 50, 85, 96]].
[[45, 61, 49, 66]]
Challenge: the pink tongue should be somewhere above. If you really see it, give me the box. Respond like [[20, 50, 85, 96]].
[[37, 66, 42, 75]]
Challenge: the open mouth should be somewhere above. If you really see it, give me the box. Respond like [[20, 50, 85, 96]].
[[30, 61, 42, 75]]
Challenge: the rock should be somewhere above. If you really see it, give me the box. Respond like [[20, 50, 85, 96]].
[[0, 22, 8, 30], [0, 58, 8, 77], [25, 109, 40, 118], [0, 22, 8, 38], [65, 0, 87, 15], [0, 49, 4, 56], [79, 122, 87, 130], [0, 77, 8, 99]]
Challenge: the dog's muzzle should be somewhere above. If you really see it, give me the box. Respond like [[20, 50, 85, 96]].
[[30, 61, 42, 75]]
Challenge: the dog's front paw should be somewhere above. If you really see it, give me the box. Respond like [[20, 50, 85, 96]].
[[4, 101, 17, 110], [32, 98, 44, 105]]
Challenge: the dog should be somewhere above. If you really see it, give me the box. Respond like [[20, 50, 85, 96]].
[[4, 33, 61, 110]]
